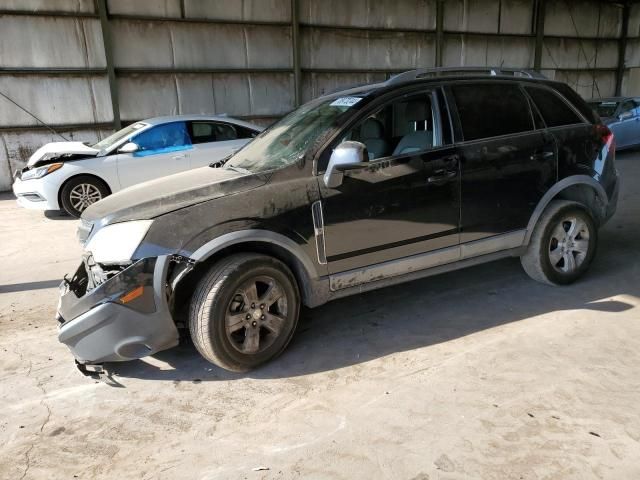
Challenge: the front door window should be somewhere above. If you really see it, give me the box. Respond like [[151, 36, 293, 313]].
[[132, 122, 192, 157]]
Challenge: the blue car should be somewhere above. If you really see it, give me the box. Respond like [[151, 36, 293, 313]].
[[588, 97, 640, 151]]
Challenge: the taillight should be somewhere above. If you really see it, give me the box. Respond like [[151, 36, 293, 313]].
[[595, 123, 614, 148]]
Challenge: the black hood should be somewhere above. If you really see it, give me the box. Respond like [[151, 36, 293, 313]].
[[82, 166, 268, 225]]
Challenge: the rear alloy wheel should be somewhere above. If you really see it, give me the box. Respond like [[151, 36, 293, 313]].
[[60, 176, 110, 218], [547, 215, 591, 274], [521, 200, 597, 285], [189, 254, 300, 372]]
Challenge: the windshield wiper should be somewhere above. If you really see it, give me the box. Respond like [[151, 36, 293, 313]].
[[225, 165, 253, 175], [209, 154, 233, 168]]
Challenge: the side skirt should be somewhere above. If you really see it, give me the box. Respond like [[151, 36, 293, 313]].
[[328, 230, 526, 294], [327, 247, 524, 302]]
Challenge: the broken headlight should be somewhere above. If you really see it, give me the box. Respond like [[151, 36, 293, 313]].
[[77, 219, 94, 246], [84, 220, 153, 265]]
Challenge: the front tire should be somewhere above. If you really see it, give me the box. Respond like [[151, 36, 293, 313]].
[[189, 254, 300, 372], [521, 200, 597, 285], [60, 176, 110, 218]]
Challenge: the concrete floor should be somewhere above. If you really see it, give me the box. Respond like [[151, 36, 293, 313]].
[[1, 152, 639, 480]]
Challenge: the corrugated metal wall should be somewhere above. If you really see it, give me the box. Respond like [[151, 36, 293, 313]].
[[1, 0, 638, 191]]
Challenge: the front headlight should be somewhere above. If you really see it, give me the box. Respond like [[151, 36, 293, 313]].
[[85, 220, 153, 264], [21, 162, 63, 180]]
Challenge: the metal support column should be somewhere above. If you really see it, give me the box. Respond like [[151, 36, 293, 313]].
[[533, 0, 546, 72], [291, 0, 302, 107], [435, 0, 444, 67], [615, 3, 630, 96], [97, 0, 121, 130]]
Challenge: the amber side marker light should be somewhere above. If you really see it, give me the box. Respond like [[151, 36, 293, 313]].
[[47, 163, 63, 174], [119, 285, 144, 304]]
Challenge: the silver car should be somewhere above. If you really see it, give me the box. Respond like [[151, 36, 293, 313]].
[[588, 97, 640, 151]]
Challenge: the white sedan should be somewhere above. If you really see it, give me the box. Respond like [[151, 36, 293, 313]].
[[12, 115, 263, 217]]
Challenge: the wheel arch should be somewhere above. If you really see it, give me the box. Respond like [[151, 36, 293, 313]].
[[57, 173, 113, 210], [173, 231, 327, 313], [524, 175, 608, 245]]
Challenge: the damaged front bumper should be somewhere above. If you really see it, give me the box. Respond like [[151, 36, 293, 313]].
[[56, 255, 179, 366]]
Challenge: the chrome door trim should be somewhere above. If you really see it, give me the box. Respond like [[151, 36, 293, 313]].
[[311, 200, 327, 265]]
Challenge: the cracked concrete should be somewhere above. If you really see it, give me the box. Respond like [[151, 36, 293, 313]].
[[1, 152, 640, 479]]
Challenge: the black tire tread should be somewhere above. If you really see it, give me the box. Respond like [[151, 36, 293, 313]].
[[520, 200, 595, 286], [60, 175, 110, 218], [189, 253, 298, 372]]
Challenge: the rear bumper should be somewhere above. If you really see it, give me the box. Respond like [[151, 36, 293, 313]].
[[57, 255, 179, 364], [603, 172, 620, 224]]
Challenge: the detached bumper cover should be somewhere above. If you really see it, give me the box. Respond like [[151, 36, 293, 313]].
[[57, 255, 179, 364]]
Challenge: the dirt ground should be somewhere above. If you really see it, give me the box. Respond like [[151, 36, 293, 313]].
[[1, 152, 639, 480]]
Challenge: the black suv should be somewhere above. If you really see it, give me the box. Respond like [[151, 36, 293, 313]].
[[57, 67, 619, 373]]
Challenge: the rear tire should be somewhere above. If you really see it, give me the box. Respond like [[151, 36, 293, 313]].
[[521, 200, 597, 285], [189, 254, 300, 372], [60, 176, 110, 218]]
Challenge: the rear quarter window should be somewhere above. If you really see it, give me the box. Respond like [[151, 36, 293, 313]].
[[525, 86, 584, 127], [451, 83, 533, 141]]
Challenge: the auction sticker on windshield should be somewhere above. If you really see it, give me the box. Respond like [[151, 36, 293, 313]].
[[330, 97, 362, 107]]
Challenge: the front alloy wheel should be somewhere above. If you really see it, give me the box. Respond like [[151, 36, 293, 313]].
[[69, 183, 103, 212], [60, 175, 110, 218], [189, 254, 300, 372], [225, 276, 289, 355]]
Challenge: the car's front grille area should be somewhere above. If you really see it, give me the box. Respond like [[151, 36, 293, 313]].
[[76, 219, 94, 246]]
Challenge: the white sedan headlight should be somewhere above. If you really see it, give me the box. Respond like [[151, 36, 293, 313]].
[[21, 162, 63, 180], [85, 220, 153, 264]]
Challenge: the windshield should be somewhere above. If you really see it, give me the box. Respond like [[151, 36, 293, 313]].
[[223, 95, 364, 173], [92, 122, 148, 152], [589, 101, 619, 118]]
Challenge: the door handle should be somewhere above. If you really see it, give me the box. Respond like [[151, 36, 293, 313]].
[[171, 153, 187, 160], [443, 154, 460, 167], [530, 151, 554, 161], [427, 170, 457, 185]]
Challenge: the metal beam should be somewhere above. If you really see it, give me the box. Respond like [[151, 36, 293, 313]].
[[97, 0, 121, 130], [0, 122, 114, 133], [533, 0, 546, 72], [107, 14, 290, 27], [300, 22, 437, 35], [0, 68, 107, 75], [435, 0, 444, 67], [0, 9, 98, 18], [615, 2, 630, 96], [291, 0, 302, 107], [115, 67, 293, 75]]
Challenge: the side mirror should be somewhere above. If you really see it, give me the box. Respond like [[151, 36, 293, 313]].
[[619, 111, 633, 121], [323, 141, 368, 188], [118, 142, 139, 154]]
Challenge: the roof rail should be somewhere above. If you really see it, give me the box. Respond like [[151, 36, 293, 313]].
[[386, 67, 547, 85]]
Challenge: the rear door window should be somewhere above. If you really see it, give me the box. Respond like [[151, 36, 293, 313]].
[[525, 87, 583, 127], [190, 122, 217, 144], [452, 83, 534, 141], [188, 122, 258, 145]]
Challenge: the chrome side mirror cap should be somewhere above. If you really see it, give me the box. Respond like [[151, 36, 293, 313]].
[[323, 141, 368, 188], [118, 142, 139, 154]]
